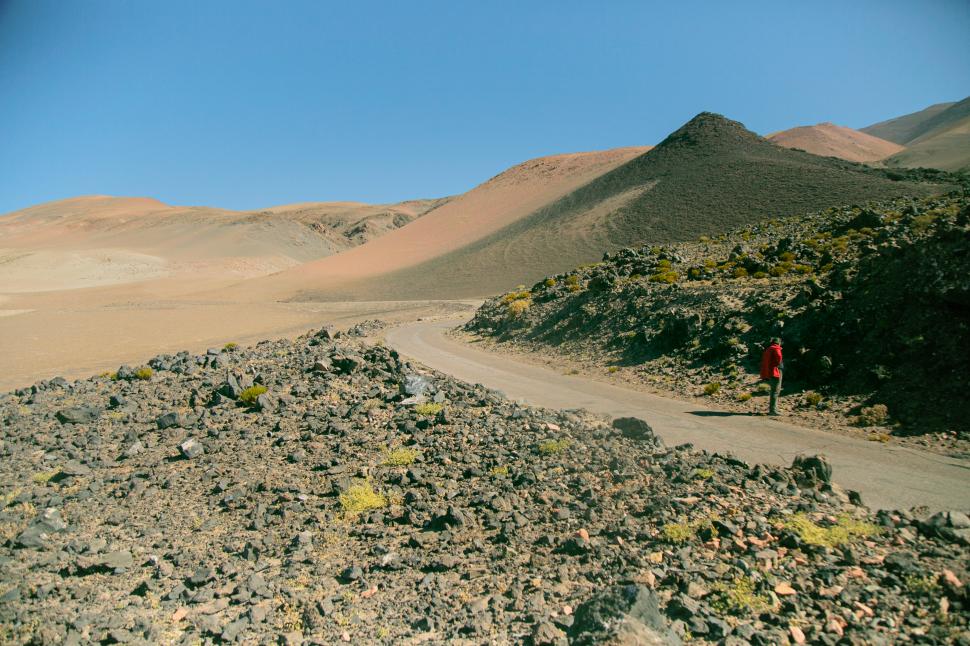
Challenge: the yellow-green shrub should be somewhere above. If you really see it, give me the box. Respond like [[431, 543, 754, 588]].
[[239, 385, 267, 405]]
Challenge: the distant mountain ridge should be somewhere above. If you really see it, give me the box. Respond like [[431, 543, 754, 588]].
[[283, 112, 956, 300], [863, 97, 970, 172], [767, 123, 904, 163]]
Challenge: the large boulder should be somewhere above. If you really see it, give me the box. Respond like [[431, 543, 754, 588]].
[[55, 406, 100, 425], [570, 584, 681, 645], [612, 417, 664, 449], [791, 454, 832, 486]]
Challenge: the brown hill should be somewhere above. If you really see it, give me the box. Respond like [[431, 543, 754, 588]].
[[241, 146, 651, 298], [882, 97, 970, 172], [863, 97, 970, 172], [268, 112, 954, 301], [767, 123, 903, 162], [0, 195, 448, 292], [862, 101, 957, 144]]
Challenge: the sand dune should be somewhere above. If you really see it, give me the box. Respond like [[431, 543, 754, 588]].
[[767, 123, 903, 162]]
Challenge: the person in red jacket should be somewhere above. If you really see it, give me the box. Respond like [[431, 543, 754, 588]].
[[760, 337, 783, 416]]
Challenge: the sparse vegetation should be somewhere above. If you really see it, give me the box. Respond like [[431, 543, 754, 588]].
[[856, 403, 889, 427], [339, 481, 387, 517], [414, 402, 443, 416], [490, 465, 509, 477], [904, 573, 942, 596], [703, 382, 721, 396], [537, 438, 571, 455], [661, 514, 717, 543], [709, 576, 772, 616], [776, 513, 881, 547], [383, 448, 419, 466], [223, 342, 239, 351], [239, 385, 267, 405], [804, 391, 823, 407], [736, 392, 752, 402], [133, 367, 153, 380], [507, 298, 532, 317], [31, 468, 61, 485]]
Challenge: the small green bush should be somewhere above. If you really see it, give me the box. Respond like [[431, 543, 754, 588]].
[[239, 385, 267, 405], [856, 403, 889, 427], [490, 465, 509, 477], [904, 574, 941, 595], [565, 275, 580, 286], [223, 342, 238, 351], [538, 439, 571, 455], [649, 271, 679, 284], [414, 402, 443, 416], [709, 576, 771, 616], [754, 382, 771, 394], [339, 481, 387, 516], [736, 392, 752, 402], [134, 367, 153, 380], [805, 391, 823, 407], [383, 448, 419, 466], [779, 251, 796, 262], [703, 382, 721, 396], [567, 283, 582, 292], [32, 468, 61, 484], [507, 298, 532, 317], [752, 271, 768, 279], [776, 513, 880, 547], [733, 267, 748, 279], [502, 290, 531, 303], [544, 278, 556, 287]]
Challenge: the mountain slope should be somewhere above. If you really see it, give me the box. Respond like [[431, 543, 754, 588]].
[[239, 146, 651, 298], [767, 123, 903, 162], [862, 97, 970, 172], [288, 113, 955, 300], [861, 101, 956, 144], [882, 97, 970, 172]]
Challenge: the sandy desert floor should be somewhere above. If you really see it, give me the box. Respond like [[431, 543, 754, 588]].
[[0, 279, 476, 391]]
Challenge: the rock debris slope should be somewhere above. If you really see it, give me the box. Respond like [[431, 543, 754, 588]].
[[467, 192, 970, 444], [1, 329, 968, 643]]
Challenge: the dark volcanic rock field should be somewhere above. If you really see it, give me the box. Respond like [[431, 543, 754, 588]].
[[0, 329, 967, 644]]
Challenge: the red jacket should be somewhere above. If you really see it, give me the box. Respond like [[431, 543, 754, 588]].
[[760, 343, 782, 379]]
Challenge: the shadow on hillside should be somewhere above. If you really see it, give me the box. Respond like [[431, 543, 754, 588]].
[[687, 410, 755, 418]]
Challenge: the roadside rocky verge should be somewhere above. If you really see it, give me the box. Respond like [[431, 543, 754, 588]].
[[0, 329, 967, 644], [466, 193, 970, 457]]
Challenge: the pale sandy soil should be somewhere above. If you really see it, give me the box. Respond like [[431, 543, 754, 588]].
[[0, 288, 475, 392], [767, 123, 904, 163]]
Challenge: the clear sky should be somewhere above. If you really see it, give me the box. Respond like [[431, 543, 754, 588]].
[[1, 0, 968, 214]]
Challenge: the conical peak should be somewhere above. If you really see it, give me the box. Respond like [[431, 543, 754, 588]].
[[656, 112, 762, 150]]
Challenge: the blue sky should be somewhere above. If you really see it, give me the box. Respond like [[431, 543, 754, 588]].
[[1, 1, 968, 214]]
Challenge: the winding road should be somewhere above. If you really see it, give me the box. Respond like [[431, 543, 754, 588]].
[[386, 318, 970, 512]]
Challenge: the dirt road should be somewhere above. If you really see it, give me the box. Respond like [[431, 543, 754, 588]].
[[386, 318, 970, 512]]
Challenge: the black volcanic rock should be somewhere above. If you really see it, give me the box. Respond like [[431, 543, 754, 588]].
[[0, 329, 966, 643]]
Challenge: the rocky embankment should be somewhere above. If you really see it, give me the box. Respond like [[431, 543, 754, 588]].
[[0, 328, 968, 644], [467, 193, 970, 449]]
